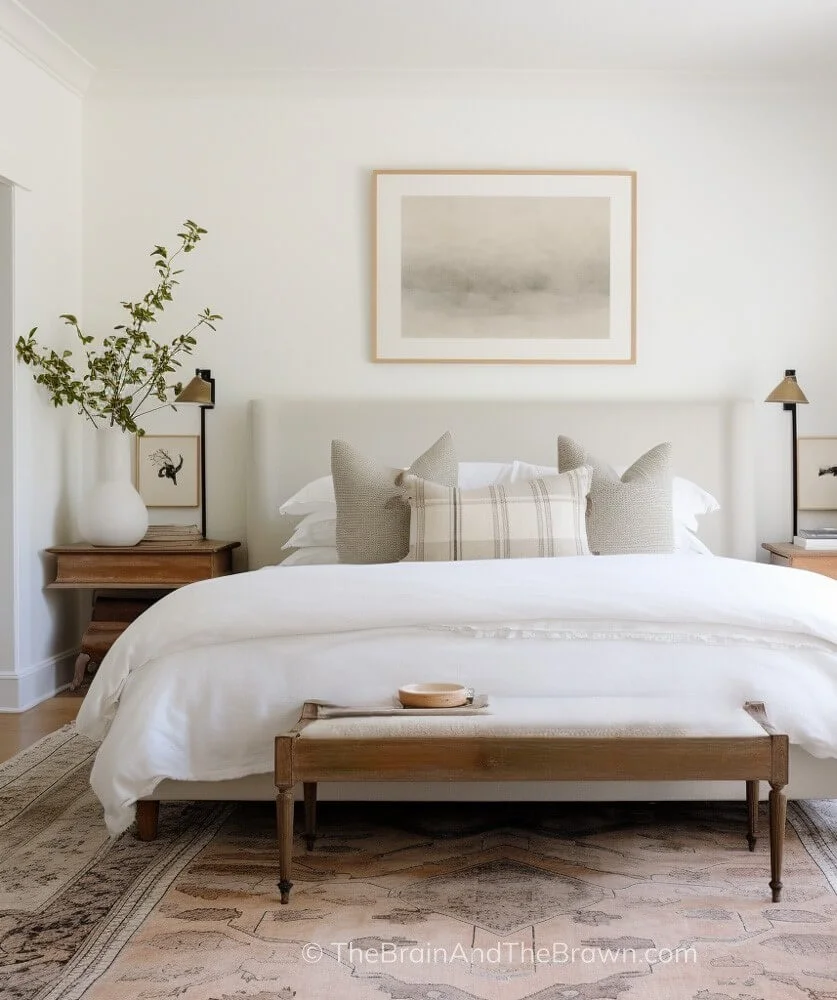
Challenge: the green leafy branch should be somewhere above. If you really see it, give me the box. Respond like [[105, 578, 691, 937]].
[[15, 219, 222, 435]]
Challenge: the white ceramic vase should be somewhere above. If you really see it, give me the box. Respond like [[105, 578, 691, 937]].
[[78, 426, 149, 546]]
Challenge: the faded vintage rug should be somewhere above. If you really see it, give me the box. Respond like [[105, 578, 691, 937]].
[[3, 726, 837, 1000]]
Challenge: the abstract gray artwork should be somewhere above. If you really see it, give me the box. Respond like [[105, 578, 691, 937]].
[[400, 196, 611, 340]]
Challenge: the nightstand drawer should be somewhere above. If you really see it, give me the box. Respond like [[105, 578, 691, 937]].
[[763, 542, 837, 581], [51, 550, 231, 587], [47, 540, 239, 589], [798, 559, 837, 580]]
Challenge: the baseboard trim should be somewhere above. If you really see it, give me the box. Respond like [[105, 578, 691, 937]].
[[0, 648, 77, 711]]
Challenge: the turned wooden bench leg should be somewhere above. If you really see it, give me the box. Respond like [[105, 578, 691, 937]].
[[304, 782, 317, 851], [136, 800, 159, 841], [276, 787, 295, 904], [769, 782, 787, 903], [746, 779, 758, 852]]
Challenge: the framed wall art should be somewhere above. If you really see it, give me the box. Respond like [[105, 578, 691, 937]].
[[798, 436, 837, 510], [136, 434, 200, 508], [372, 169, 636, 364]]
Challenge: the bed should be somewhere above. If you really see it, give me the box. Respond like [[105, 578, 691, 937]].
[[75, 397, 837, 836]]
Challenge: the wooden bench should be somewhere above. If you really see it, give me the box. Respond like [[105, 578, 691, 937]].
[[274, 697, 788, 904]]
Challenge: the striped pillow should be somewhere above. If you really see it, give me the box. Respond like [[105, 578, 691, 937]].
[[400, 470, 591, 562]]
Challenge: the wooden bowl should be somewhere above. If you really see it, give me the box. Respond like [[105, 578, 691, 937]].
[[398, 683, 469, 709]]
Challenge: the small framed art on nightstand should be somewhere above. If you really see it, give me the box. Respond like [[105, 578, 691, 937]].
[[136, 434, 200, 507]]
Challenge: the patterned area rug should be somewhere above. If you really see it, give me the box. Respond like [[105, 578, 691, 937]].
[[4, 727, 837, 999]]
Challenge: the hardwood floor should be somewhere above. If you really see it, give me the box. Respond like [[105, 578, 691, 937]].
[[0, 696, 83, 764]]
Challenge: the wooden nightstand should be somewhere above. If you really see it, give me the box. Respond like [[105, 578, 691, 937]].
[[762, 542, 837, 580], [47, 537, 240, 689]]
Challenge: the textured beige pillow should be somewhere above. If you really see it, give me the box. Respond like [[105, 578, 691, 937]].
[[557, 437, 674, 555], [332, 433, 457, 563], [401, 471, 591, 562]]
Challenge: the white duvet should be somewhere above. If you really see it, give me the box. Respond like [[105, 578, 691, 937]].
[[77, 555, 837, 834]]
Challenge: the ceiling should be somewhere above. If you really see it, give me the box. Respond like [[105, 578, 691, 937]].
[[10, 0, 837, 80]]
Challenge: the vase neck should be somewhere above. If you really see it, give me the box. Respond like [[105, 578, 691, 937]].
[[95, 426, 132, 482]]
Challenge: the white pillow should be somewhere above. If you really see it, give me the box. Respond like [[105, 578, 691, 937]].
[[510, 460, 719, 549], [280, 462, 514, 516], [282, 510, 337, 550], [280, 546, 340, 566], [675, 524, 713, 555], [457, 462, 514, 489], [280, 527, 709, 561], [667, 478, 720, 532], [509, 461, 560, 481], [279, 476, 335, 517]]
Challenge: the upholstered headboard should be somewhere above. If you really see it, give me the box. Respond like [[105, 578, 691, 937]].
[[246, 398, 755, 568]]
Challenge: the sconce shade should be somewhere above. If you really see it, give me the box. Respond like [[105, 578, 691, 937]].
[[175, 375, 214, 406], [765, 373, 809, 405]]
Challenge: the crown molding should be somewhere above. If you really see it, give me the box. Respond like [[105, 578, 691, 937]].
[[0, 0, 95, 96], [88, 67, 832, 101]]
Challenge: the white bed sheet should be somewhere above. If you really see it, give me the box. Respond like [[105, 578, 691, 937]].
[[76, 555, 837, 834]]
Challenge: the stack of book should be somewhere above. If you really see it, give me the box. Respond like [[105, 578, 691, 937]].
[[793, 529, 837, 550], [141, 524, 202, 545]]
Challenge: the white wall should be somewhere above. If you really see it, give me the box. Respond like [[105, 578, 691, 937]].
[[0, 36, 83, 709], [82, 77, 837, 556], [0, 182, 13, 676]]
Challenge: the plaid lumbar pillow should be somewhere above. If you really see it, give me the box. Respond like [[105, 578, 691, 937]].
[[400, 470, 591, 562]]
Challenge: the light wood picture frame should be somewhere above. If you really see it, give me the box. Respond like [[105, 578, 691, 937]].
[[373, 169, 636, 364], [136, 434, 200, 508], [798, 436, 837, 511]]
